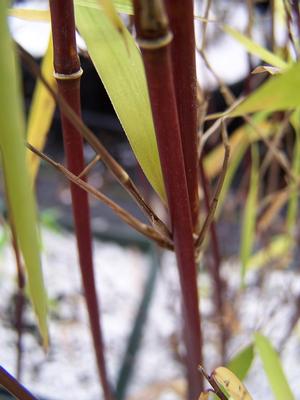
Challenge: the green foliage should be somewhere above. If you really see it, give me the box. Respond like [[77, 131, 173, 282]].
[[223, 25, 288, 69], [0, 2, 48, 346], [230, 63, 300, 116], [254, 333, 295, 400], [74, 1, 166, 201], [227, 344, 254, 381]]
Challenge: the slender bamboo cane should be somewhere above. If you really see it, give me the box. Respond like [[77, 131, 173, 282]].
[[0, 365, 38, 400], [48, 2, 113, 399], [133, 1, 203, 397], [165, 0, 200, 231]]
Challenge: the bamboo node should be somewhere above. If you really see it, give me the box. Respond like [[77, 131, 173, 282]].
[[137, 31, 173, 50], [53, 67, 83, 80]]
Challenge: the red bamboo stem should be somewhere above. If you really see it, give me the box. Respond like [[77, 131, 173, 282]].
[[0, 365, 38, 400], [133, 1, 203, 397], [165, 0, 200, 231], [48, 2, 113, 399]]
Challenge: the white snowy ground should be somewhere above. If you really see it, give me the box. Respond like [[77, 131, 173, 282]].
[[0, 228, 300, 399]]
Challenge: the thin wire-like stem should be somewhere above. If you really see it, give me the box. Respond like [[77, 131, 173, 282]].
[[0, 365, 39, 400], [165, 0, 200, 231], [200, 49, 294, 182], [200, 0, 213, 51], [10, 222, 25, 380], [27, 144, 173, 250], [196, 123, 230, 252], [199, 162, 227, 363], [48, 2, 113, 398], [133, 1, 203, 397], [18, 47, 171, 241], [78, 154, 101, 178]]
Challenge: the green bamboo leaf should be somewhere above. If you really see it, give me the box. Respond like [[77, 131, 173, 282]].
[[254, 333, 295, 400], [26, 34, 56, 183], [229, 63, 300, 117], [74, 2, 165, 200], [223, 25, 288, 70], [286, 109, 300, 233], [75, 0, 133, 15], [227, 344, 254, 381], [0, 3, 48, 347], [240, 145, 259, 283], [247, 234, 292, 270]]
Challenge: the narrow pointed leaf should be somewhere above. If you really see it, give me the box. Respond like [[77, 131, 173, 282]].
[[0, 3, 48, 346], [26, 34, 56, 183], [247, 235, 292, 270], [227, 344, 254, 381], [254, 333, 295, 400], [223, 25, 288, 69], [74, 2, 165, 200], [229, 63, 300, 117]]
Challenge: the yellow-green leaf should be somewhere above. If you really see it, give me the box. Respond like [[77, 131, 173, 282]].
[[247, 235, 292, 270], [223, 25, 288, 70], [26, 34, 56, 183], [0, 3, 48, 346], [75, 1, 165, 200], [212, 366, 253, 400], [240, 145, 259, 283], [227, 344, 254, 381], [8, 8, 50, 21], [76, 0, 133, 14], [254, 333, 295, 400], [229, 63, 300, 117]]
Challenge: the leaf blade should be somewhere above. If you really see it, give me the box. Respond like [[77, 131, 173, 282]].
[[0, 3, 48, 346], [254, 333, 295, 400], [74, 2, 165, 200]]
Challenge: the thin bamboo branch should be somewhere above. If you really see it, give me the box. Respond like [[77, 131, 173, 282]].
[[133, 1, 203, 397], [27, 144, 173, 250], [48, 2, 112, 398], [196, 122, 230, 252], [18, 47, 171, 241], [165, 0, 200, 231], [78, 154, 101, 178], [200, 0, 213, 51], [199, 49, 294, 182], [199, 162, 227, 364]]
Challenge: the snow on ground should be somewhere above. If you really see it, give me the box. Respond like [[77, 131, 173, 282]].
[[1, 228, 300, 399]]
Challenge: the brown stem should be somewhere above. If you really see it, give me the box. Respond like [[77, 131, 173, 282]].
[[165, 0, 200, 231], [27, 144, 173, 250], [0, 365, 39, 400], [133, 1, 203, 397], [18, 47, 171, 241], [199, 162, 227, 364], [48, 1, 113, 398]]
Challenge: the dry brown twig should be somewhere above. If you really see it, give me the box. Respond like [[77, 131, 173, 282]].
[[27, 143, 174, 250], [18, 46, 171, 241], [199, 49, 295, 183], [195, 120, 230, 255]]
